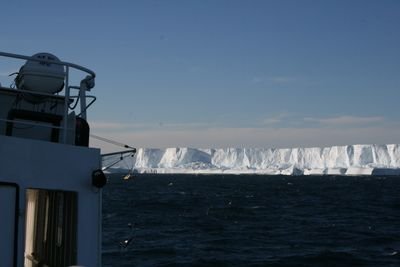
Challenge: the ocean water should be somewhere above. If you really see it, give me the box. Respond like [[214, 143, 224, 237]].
[[102, 174, 400, 267]]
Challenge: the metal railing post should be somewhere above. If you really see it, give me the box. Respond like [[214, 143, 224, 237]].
[[62, 66, 70, 144], [80, 84, 87, 120]]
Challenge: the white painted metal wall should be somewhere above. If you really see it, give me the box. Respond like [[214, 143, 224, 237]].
[[0, 134, 102, 267], [0, 185, 17, 267]]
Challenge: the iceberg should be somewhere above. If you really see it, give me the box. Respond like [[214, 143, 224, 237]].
[[104, 145, 400, 176]]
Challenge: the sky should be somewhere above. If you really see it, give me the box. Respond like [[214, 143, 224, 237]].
[[1, 0, 399, 151]]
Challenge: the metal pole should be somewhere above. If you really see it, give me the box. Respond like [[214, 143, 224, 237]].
[[80, 84, 87, 120], [101, 149, 136, 157], [62, 66, 70, 144]]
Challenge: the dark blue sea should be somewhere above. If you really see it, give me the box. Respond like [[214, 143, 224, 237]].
[[102, 174, 400, 266]]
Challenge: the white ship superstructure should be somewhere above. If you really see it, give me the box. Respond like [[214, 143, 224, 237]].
[[0, 51, 105, 267]]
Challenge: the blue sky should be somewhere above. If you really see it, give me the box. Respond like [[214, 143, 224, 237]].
[[1, 1, 400, 150]]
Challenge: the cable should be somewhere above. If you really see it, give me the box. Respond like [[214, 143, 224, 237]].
[[90, 134, 134, 149], [77, 96, 96, 117], [92, 133, 136, 175], [69, 95, 80, 110], [101, 151, 135, 171]]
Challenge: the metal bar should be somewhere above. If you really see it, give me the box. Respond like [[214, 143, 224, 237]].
[[101, 149, 136, 157], [0, 51, 97, 126], [0, 51, 95, 79], [77, 96, 96, 117], [0, 86, 69, 99], [62, 66, 70, 144], [0, 118, 74, 131], [91, 134, 134, 149], [79, 83, 87, 120], [101, 158, 125, 171], [0, 51, 99, 144]]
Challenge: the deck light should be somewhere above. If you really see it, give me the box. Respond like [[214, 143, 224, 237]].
[[92, 169, 107, 188]]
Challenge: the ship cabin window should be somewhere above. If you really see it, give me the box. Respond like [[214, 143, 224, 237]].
[[24, 189, 77, 267]]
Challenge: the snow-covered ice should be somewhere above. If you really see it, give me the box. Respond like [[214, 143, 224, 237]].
[[104, 145, 400, 176]]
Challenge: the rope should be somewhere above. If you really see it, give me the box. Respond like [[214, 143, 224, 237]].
[[92, 133, 136, 174], [90, 134, 134, 149], [102, 152, 134, 171]]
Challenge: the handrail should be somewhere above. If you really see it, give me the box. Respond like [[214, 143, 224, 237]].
[[0, 51, 95, 80], [0, 86, 71, 98], [0, 51, 96, 144], [0, 118, 75, 131]]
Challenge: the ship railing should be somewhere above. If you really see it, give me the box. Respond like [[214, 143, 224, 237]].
[[0, 51, 96, 144]]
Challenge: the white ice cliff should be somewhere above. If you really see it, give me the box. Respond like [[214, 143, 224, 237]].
[[105, 144, 400, 175]]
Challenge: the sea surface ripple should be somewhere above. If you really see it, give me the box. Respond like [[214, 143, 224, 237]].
[[102, 174, 400, 267]]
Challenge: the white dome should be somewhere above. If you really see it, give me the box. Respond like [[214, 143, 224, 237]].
[[16, 52, 65, 94]]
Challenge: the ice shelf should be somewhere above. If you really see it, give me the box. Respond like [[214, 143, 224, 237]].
[[104, 144, 400, 175]]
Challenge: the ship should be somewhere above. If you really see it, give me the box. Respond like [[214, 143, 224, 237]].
[[0, 51, 107, 267]]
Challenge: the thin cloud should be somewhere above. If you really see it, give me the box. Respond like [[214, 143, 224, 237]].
[[261, 113, 290, 126], [304, 115, 385, 126], [90, 116, 399, 152], [91, 120, 220, 132], [262, 117, 282, 125], [90, 125, 400, 152], [93, 115, 389, 134], [269, 76, 297, 84]]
